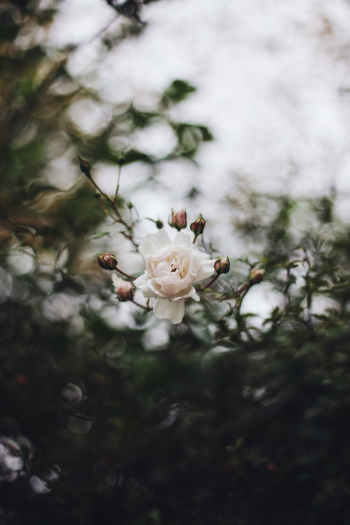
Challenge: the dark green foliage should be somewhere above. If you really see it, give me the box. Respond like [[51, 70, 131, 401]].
[[3, 221, 350, 525]]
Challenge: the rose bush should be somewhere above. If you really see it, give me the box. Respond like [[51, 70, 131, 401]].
[[134, 229, 216, 324]]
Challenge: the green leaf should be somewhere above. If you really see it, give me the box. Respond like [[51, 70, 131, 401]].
[[90, 231, 112, 239], [163, 79, 197, 103]]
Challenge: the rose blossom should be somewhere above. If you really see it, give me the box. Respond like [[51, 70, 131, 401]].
[[134, 229, 216, 324], [112, 275, 135, 301]]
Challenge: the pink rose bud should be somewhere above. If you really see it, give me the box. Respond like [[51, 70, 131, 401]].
[[249, 268, 265, 284], [97, 253, 118, 271], [78, 155, 91, 176], [214, 256, 230, 274], [168, 208, 187, 231], [112, 275, 135, 302], [190, 214, 206, 241], [266, 462, 278, 473]]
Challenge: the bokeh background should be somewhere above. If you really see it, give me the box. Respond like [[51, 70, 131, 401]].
[[3, 1, 350, 523]]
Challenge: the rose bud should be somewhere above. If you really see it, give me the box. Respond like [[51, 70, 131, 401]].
[[168, 208, 187, 231], [97, 253, 118, 271], [15, 373, 27, 386], [77, 155, 91, 176], [214, 256, 230, 275], [190, 214, 206, 241], [249, 268, 265, 284], [112, 275, 135, 302], [265, 462, 278, 473]]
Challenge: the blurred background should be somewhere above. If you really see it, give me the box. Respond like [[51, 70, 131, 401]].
[[2, 0, 350, 523]]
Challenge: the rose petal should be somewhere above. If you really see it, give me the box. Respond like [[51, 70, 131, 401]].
[[112, 274, 122, 288], [190, 251, 202, 269], [134, 273, 148, 288], [194, 249, 212, 261], [196, 260, 216, 281], [170, 285, 198, 301], [134, 274, 157, 298], [142, 282, 158, 298], [153, 275, 182, 295], [154, 260, 171, 278], [173, 231, 191, 248], [139, 229, 171, 260], [153, 298, 185, 324], [159, 282, 182, 295], [148, 279, 169, 299]]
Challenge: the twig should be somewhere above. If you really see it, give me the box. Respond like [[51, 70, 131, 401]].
[[86, 15, 121, 46], [84, 169, 139, 248], [303, 249, 313, 325], [132, 300, 151, 311], [235, 283, 250, 296], [100, 199, 119, 223], [114, 163, 122, 203], [115, 267, 137, 281], [199, 273, 220, 291], [235, 284, 251, 318]]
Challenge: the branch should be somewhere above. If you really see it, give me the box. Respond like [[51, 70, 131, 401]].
[[132, 299, 152, 312], [115, 267, 137, 281], [82, 164, 139, 248]]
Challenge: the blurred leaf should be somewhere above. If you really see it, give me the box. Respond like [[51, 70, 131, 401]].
[[163, 79, 197, 103]]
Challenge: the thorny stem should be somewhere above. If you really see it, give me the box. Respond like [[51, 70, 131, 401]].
[[284, 267, 292, 295], [115, 267, 137, 281], [86, 15, 121, 45], [87, 175, 108, 199], [235, 284, 252, 318], [100, 200, 119, 223], [199, 273, 220, 290], [114, 163, 122, 203], [219, 283, 252, 320], [283, 267, 293, 310], [84, 167, 138, 249], [303, 249, 313, 327], [235, 283, 250, 296], [132, 299, 152, 312], [199, 275, 251, 293]]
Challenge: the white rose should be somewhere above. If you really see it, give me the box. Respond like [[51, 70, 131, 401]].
[[134, 229, 216, 324]]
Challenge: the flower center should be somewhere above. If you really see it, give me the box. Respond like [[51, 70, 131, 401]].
[[168, 254, 186, 278]]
